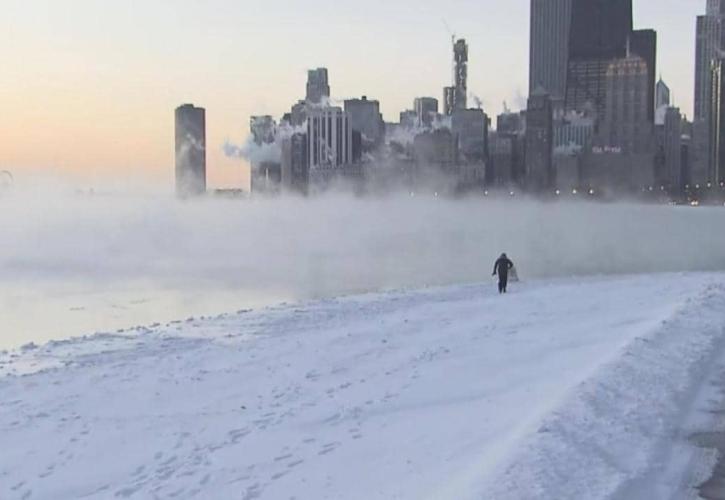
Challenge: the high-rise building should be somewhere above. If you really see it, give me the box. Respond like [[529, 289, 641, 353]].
[[175, 104, 206, 197], [598, 55, 654, 155], [568, 0, 632, 59], [451, 109, 488, 163], [414, 97, 439, 127], [444, 39, 468, 115], [496, 111, 526, 184], [526, 88, 554, 190], [529, 0, 572, 104], [587, 55, 655, 191], [692, 3, 725, 186], [453, 39, 468, 112], [399, 110, 418, 129], [709, 0, 725, 15], [710, 58, 725, 186], [629, 29, 657, 123], [249, 115, 282, 195], [344, 96, 385, 149], [281, 132, 309, 195], [565, 0, 634, 119], [306, 107, 353, 170], [663, 107, 683, 190], [489, 132, 514, 186], [250, 115, 276, 145], [413, 129, 457, 172], [656, 77, 671, 109], [656, 107, 683, 190], [306, 68, 330, 104]]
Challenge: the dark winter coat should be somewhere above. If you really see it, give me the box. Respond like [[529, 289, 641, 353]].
[[493, 257, 514, 278]]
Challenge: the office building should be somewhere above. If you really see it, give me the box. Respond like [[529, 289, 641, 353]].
[[175, 104, 206, 197], [588, 54, 655, 190], [565, 0, 633, 119], [693, 3, 725, 186], [307, 107, 353, 170], [710, 58, 725, 186], [414, 97, 439, 127], [451, 108, 488, 163], [444, 39, 469, 114], [306, 68, 330, 104], [344, 96, 385, 149], [281, 132, 309, 195], [529, 0, 572, 104], [525, 88, 554, 190], [656, 77, 671, 109]]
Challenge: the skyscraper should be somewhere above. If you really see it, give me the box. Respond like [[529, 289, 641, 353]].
[[175, 104, 206, 197], [414, 97, 439, 127], [598, 55, 653, 155], [565, 0, 633, 119], [306, 68, 330, 104], [568, 0, 632, 59], [694, 12, 724, 121], [529, 0, 572, 104], [693, 3, 725, 185], [249, 116, 282, 195], [629, 29, 657, 123], [444, 39, 468, 115], [710, 58, 725, 186], [662, 107, 683, 190], [344, 96, 385, 149], [656, 77, 671, 109], [588, 55, 655, 191], [306, 107, 353, 170], [452, 109, 488, 163], [526, 88, 554, 190]]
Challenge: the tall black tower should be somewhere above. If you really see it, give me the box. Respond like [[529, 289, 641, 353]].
[[564, 0, 634, 119]]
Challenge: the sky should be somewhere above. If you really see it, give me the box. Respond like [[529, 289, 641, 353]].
[[0, 0, 704, 190]]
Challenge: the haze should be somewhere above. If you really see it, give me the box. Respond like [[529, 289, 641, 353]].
[[2, 185, 724, 348]]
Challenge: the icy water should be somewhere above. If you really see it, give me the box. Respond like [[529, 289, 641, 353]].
[[0, 281, 290, 350], [3, 190, 725, 350]]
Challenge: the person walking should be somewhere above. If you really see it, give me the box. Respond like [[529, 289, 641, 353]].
[[492, 253, 514, 294]]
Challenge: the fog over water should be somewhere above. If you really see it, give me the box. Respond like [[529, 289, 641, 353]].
[[1, 183, 724, 349]]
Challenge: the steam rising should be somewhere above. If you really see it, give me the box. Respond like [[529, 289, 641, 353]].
[[2, 186, 724, 301]]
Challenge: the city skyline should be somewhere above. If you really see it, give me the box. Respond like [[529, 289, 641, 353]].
[[1, 0, 703, 188]]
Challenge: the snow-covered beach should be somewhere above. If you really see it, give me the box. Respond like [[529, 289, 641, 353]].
[[3, 273, 725, 499]]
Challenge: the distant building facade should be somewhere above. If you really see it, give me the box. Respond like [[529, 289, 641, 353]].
[[281, 132, 309, 195], [587, 55, 655, 190], [565, 0, 633, 119], [175, 104, 206, 197], [344, 96, 385, 150], [307, 107, 353, 170], [306, 68, 330, 104], [529, 0, 572, 106], [656, 77, 671, 109], [249, 115, 282, 195], [710, 58, 725, 186], [526, 89, 554, 190], [444, 39, 468, 115], [451, 108, 488, 163], [692, 3, 725, 187], [414, 97, 439, 127]]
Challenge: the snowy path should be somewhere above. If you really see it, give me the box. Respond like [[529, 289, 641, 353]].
[[1, 274, 725, 499]]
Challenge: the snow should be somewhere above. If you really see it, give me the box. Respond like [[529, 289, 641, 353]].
[[1, 273, 725, 499]]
